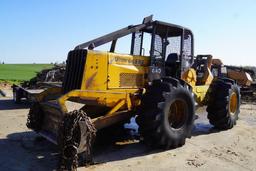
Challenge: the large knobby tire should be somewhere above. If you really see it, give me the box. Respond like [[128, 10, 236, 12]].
[[58, 110, 96, 171], [207, 78, 241, 129], [136, 78, 195, 149]]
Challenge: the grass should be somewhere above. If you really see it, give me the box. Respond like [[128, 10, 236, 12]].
[[0, 64, 54, 84]]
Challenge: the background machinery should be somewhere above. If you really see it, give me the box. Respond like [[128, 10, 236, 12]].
[[211, 58, 255, 94], [26, 16, 241, 170], [12, 64, 65, 103]]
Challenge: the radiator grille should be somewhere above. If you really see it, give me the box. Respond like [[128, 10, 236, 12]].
[[119, 73, 144, 87], [62, 50, 87, 94]]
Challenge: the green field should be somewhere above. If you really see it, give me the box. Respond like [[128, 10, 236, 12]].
[[0, 64, 54, 84]]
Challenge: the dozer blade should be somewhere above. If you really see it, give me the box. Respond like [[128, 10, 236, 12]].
[[27, 100, 64, 144], [27, 101, 96, 170], [40, 100, 64, 144]]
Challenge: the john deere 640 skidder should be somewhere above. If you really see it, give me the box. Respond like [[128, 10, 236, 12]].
[[27, 16, 240, 170]]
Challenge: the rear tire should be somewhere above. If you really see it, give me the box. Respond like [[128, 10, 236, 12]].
[[136, 78, 195, 149], [207, 78, 241, 129]]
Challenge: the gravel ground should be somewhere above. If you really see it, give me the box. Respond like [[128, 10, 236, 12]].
[[0, 89, 256, 171]]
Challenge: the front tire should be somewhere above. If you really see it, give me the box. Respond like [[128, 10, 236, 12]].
[[136, 78, 195, 149], [58, 110, 96, 170]]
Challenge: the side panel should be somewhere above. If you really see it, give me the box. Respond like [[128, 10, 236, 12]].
[[108, 53, 150, 89], [81, 50, 108, 91]]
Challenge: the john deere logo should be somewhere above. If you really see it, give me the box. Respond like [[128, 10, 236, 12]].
[[110, 56, 145, 66]]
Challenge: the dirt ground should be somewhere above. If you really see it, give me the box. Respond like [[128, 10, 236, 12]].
[[0, 89, 256, 171]]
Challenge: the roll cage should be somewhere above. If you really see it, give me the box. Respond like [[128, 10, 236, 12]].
[[75, 15, 194, 77]]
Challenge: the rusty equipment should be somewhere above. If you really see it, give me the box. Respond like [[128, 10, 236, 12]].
[[211, 58, 255, 94], [12, 64, 65, 103]]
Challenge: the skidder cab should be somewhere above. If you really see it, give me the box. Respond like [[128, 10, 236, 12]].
[[27, 15, 240, 170]]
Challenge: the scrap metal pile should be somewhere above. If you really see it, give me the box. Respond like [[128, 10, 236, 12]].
[[21, 64, 66, 89], [227, 66, 256, 103]]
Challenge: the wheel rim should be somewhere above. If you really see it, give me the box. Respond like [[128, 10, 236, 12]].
[[168, 99, 188, 129], [229, 92, 238, 115]]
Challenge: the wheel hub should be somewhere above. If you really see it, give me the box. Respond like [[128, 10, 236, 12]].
[[229, 92, 238, 115], [168, 99, 188, 129]]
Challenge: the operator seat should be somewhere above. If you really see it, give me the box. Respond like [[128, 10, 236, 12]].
[[165, 53, 180, 77]]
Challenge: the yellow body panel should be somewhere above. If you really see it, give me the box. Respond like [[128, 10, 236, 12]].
[[108, 53, 149, 88], [202, 68, 214, 85], [58, 89, 141, 113], [58, 50, 149, 115], [182, 67, 212, 105], [81, 50, 108, 91], [192, 85, 210, 105], [81, 50, 149, 90], [181, 68, 197, 87]]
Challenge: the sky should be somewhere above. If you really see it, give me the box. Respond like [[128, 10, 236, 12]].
[[0, 0, 255, 66]]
